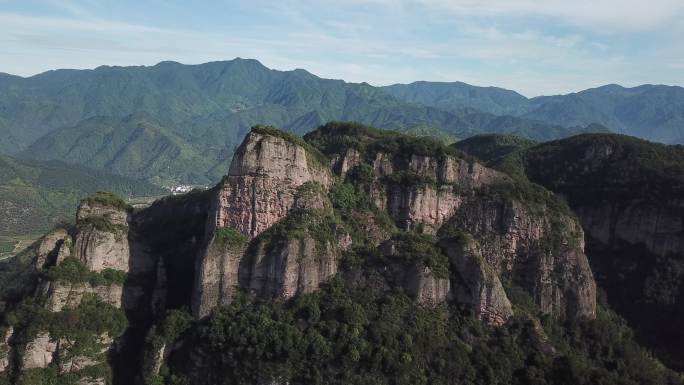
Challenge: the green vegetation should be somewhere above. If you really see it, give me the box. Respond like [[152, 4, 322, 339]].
[[22, 113, 225, 186], [453, 134, 536, 164], [523, 133, 684, 204], [305, 122, 468, 164], [160, 275, 682, 385], [403, 124, 459, 144], [0, 153, 163, 235], [44, 257, 127, 286], [82, 191, 131, 211], [257, 209, 344, 256], [143, 310, 194, 385], [80, 216, 127, 233], [7, 295, 126, 385], [383, 171, 440, 189], [327, 182, 396, 246], [215, 227, 248, 250], [385, 233, 450, 279], [0, 242, 15, 254]]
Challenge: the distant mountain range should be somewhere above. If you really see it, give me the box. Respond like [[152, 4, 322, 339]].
[[0, 58, 680, 186], [384, 82, 684, 144]]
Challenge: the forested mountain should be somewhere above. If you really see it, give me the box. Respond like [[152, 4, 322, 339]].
[[387, 82, 684, 144], [382, 81, 530, 116], [22, 113, 222, 185], [455, 133, 684, 370], [0, 59, 596, 161], [0, 154, 163, 235]]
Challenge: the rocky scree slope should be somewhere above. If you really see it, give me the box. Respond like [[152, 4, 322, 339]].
[[3, 123, 681, 385]]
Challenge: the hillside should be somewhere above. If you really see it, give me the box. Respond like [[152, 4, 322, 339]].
[[382, 81, 530, 116], [22, 113, 221, 186], [0, 154, 164, 236], [0, 123, 681, 385], [456, 132, 684, 370]]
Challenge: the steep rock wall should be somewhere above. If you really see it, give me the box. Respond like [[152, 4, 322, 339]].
[[444, 196, 596, 321], [213, 131, 333, 238]]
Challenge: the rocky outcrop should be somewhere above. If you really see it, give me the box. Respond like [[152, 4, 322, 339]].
[[445, 196, 596, 321], [41, 281, 124, 312], [241, 233, 344, 301], [331, 148, 362, 177], [405, 264, 450, 305], [440, 237, 513, 325], [192, 239, 246, 318], [335, 147, 505, 233], [21, 332, 57, 369], [382, 184, 462, 232], [35, 229, 71, 269], [213, 131, 333, 238], [576, 202, 684, 258], [73, 201, 130, 272], [193, 130, 336, 317]]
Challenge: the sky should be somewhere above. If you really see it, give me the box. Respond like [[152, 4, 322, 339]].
[[1, 0, 683, 96]]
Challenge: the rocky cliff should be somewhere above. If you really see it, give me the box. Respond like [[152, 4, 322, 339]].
[[0, 123, 605, 385], [0, 193, 135, 385], [516, 133, 684, 369], [305, 122, 596, 322]]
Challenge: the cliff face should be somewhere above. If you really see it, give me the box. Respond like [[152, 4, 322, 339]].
[[73, 201, 130, 272], [192, 130, 336, 317], [0, 195, 134, 384], [440, 236, 513, 326], [444, 196, 596, 320], [576, 202, 684, 259], [515, 134, 684, 370], [213, 130, 333, 238], [0, 124, 604, 385], [313, 126, 596, 323]]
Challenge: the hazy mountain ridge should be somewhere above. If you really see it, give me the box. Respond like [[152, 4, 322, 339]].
[[388, 81, 684, 144]]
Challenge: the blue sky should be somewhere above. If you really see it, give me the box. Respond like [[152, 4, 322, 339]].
[[1, 0, 683, 96]]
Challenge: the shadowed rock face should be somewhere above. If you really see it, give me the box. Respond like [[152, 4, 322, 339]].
[[441, 237, 513, 326], [445, 197, 596, 321], [378, 240, 451, 306], [576, 202, 684, 259]]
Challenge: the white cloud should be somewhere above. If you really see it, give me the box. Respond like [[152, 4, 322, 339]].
[[417, 0, 684, 31]]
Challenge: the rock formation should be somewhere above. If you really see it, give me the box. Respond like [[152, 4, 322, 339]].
[[444, 195, 596, 320], [0, 123, 605, 385], [440, 236, 513, 325], [213, 129, 333, 238], [73, 199, 130, 272], [21, 332, 57, 370]]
